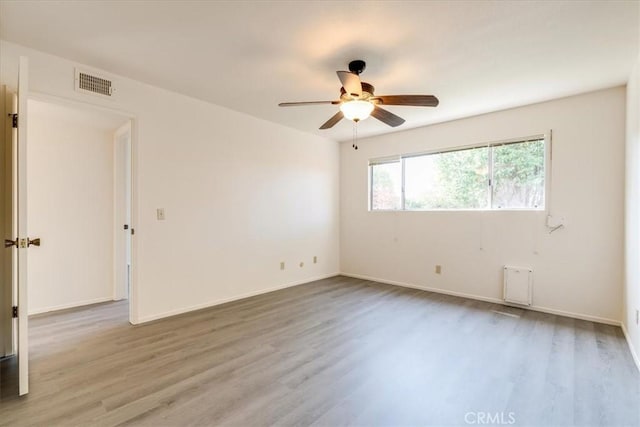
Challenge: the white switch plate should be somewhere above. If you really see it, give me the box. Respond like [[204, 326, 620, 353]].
[[157, 208, 165, 220]]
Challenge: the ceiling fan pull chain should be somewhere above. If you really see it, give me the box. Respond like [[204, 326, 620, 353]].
[[352, 122, 358, 150], [352, 122, 355, 149]]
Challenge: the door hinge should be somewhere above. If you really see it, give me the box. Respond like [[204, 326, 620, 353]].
[[12, 306, 18, 318], [124, 224, 129, 230], [11, 113, 17, 128]]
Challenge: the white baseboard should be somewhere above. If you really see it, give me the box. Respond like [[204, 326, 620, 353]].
[[29, 296, 114, 316], [621, 322, 640, 373], [136, 272, 340, 324], [340, 272, 621, 326]]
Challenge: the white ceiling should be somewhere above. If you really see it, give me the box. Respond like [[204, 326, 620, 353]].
[[1, 1, 638, 142]]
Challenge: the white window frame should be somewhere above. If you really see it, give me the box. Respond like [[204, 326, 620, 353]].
[[368, 156, 402, 211], [369, 133, 551, 212]]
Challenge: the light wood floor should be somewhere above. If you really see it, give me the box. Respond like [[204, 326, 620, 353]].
[[0, 276, 638, 426]]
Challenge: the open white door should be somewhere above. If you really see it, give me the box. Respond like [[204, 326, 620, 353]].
[[16, 56, 31, 396], [1, 87, 14, 361], [114, 122, 132, 301]]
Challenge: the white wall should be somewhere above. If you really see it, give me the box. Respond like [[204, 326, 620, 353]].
[[341, 87, 626, 324], [625, 54, 640, 368], [27, 99, 118, 314], [0, 40, 340, 323]]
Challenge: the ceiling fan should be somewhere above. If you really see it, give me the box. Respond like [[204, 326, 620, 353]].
[[279, 60, 439, 130]]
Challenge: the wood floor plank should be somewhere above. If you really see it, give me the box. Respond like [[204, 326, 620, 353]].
[[0, 276, 638, 426]]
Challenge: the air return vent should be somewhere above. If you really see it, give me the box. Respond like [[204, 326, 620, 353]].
[[74, 68, 115, 97], [503, 266, 533, 306]]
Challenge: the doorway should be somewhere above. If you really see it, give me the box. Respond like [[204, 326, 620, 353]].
[[1, 62, 137, 398], [26, 98, 133, 317]]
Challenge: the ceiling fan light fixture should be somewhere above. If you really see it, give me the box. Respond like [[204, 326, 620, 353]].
[[340, 100, 374, 122]]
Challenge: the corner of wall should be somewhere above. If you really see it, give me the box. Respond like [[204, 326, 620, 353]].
[[624, 50, 640, 372], [622, 321, 640, 372]]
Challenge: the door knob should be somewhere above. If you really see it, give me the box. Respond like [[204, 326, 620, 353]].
[[4, 239, 17, 248], [28, 238, 41, 247]]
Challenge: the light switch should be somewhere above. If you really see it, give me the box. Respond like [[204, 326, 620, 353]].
[[157, 208, 165, 220]]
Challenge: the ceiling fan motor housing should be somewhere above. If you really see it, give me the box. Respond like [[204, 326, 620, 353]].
[[348, 60, 367, 75], [340, 82, 375, 101]]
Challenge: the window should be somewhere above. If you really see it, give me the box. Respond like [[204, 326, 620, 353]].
[[369, 136, 546, 211], [404, 146, 489, 210], [491, 140, 545, 209], [370, 160, 402, 210]]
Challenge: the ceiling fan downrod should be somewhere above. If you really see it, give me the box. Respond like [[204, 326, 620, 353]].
[[348, 60, 367, 75]]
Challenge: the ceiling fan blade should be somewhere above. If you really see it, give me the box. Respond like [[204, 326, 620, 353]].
[[319, 111, 344, 129], [371, 106, 405, 127], [376, 95, 439, 107], [279, 101, 340, 107], [337, 71, 362, 98]]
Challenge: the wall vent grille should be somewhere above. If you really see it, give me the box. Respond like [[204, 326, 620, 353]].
[[75, 68, 115, 97], [503, 266, 533, 306]]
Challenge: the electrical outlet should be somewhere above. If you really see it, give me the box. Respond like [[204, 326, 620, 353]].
[[280, 262, 285, 270], [313, 256, 317, 264], [435, 265, 442, 274], [157, 208, 165, 220]]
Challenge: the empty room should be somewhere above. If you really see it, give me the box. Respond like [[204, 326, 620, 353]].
[[0, 1, 639, 426]]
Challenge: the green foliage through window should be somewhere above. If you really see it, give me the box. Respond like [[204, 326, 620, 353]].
[[370, 138, 545, 211], [371, 161, 401, 210], [492, 141, 545, 209]]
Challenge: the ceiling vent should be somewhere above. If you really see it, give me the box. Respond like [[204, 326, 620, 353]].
[[74, 68, 115, 98]]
